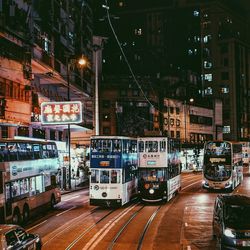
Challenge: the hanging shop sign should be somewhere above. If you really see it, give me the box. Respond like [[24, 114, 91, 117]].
[[41, 101, 82, 125]]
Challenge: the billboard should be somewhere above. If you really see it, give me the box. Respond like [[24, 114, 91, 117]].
[[41, 101, 82, 125]]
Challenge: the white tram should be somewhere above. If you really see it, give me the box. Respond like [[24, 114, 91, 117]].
[[137, 137, 181, 202], [89, 136, 138, 207]]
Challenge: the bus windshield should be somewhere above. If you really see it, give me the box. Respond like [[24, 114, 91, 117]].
[[203, 163, 231, 181]]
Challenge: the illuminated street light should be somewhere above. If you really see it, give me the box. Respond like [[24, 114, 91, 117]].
[[66, 56, 88, 189]]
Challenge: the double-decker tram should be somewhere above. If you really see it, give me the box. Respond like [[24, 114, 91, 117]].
[[0, 139, 61, 224], [89, 136, 138, 207], [202, 141, 243, 191], [137, 137, 181, 202]]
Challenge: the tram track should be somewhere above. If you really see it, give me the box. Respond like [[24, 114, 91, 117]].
[[107, 204, 162, 250]]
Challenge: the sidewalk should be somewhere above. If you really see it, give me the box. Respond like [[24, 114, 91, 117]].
[[60, 179, 89, 195]]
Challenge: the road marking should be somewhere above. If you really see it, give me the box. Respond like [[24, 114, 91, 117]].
[[182, 180, 202, 191], [56, 206, 76, 216], [187, 246, 191, 250], [185, 223, 188, 227], [27, 219, 47, 232], [63, 195, 80, 201]]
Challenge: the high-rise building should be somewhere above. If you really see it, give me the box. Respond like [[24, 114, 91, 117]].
[[0, 0, 94, 144], [94, 0, 250, 141]]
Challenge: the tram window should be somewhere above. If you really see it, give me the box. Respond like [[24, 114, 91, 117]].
[[101, 140, 112, 152], [100, 170, 110, 183], [113, 139, 121, 152], [111, 170, 120, 183], [146, 141, 158, 152], [139, 141, 144, 152], [91, 170, 99, 183], [160, 140, 166, 152]]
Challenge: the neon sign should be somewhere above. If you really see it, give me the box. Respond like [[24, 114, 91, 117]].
[[41, 101, 82, 125]]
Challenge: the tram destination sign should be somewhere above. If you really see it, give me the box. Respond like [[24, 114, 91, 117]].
[[41, 101, 82, 125]]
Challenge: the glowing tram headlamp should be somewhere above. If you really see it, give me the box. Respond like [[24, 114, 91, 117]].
[[149, 188, 155, 194]]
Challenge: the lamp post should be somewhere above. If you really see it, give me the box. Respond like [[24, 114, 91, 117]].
[[183, 98, 194, 169], [66, 56, 87, 190]]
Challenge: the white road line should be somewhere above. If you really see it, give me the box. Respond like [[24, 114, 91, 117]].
[[185, 223, 188, 227], [56, 206, 77, 216], [27, 219, 47, 232], [187, 246, 191, 250], [182, 180, 202, 191], [63, 195, 80, 201]]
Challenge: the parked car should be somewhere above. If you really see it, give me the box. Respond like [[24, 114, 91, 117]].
[[213, 194, 250, 249], [0, 224, 42, 249]]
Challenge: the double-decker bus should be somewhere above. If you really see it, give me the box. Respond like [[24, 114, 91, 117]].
[[137, 137, 181, 202], [0, 139, 61, 224], [202, 141, 243, 191], [89, 136, 138, 207]]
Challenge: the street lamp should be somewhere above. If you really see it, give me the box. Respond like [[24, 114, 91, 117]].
[[183, 98, 194, 170], [66, 56, 88, 189]]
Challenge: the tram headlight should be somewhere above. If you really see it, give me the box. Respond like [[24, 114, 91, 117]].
[[224, 228, 236, 238], [149, 188, 155, 194]]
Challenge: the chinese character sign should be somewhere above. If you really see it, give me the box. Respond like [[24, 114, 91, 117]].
[[41, 101, 82, 125]]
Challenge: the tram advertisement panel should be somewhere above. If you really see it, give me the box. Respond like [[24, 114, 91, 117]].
[[91, 152, 122, 168]]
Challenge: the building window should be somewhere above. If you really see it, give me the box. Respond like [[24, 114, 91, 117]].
[[176, 107, 180, 114], [103, 127, 111, 135], [1, 126, 8, 138], [171, 131, 175, 138], [58, 131, 63, 141], [176, 131, 180, 138], [170, 107, 174, 114], [132, 89, 139, 96], [50, 130, 56, 140], [102, 100, 111, 108], [221, 87, 229, 94], [193, 10, 199, 16], [205, 87, 213, 95], [204, 73, 212, 81], [164, 118, 168, 125], [176, 119, 180, 127], [220, 44, 228, 54], [203, 35, 211, 43], [204, 61, 212, 69], [135, 28, 142, 36], [120, 89, 127, 96], [223, 126, 230, 134], [33, 128, 45, 139], [221, 72, 229, 80], [170, 118, 174, 126], [18, 127, 29, 137]]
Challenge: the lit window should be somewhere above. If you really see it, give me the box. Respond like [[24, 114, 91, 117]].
[[221, 87, 229, 94], [205, 87, 213, 95], [204, 61, 212, 69], [193, 10, 199, 16], [223, 126, 230, 134], [203, 35, 211, 43], [135, 28, 142, 36], [188, 49, 193, 55], [205, 74, 212, 81]]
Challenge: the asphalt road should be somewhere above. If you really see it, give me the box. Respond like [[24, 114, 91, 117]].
[[25, 169, 250, 250]]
